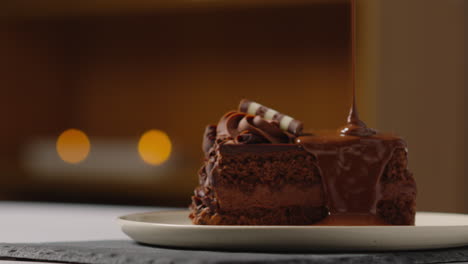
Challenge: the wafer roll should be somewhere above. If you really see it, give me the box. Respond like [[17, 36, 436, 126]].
[[238, 99, 303, 135]]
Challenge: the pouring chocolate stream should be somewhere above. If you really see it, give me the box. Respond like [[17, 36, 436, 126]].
[[298, 0, 405, 225], [237, 1, 407, 225]]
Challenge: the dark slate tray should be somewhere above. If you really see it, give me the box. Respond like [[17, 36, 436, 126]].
[[1, 240, 468, 264]]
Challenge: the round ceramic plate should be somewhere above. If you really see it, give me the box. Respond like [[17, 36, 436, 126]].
[[118, 210, 468, 252]]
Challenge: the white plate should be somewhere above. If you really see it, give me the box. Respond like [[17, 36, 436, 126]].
[[118, 210, 468, 252]]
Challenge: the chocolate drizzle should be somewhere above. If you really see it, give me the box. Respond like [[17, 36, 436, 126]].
[[340, 0, 376, 138], [295, 0, 406, 225], [202, 125, 217, 157], [297, 133, 407, 225], [340, 105, 376, 137]]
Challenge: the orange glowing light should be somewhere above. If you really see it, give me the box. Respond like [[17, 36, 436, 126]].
[[56, 129, 90, 164], [138, 129, 172, 166]]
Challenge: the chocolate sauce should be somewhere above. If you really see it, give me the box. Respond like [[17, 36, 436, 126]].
[[296, 0, 406, 225], [297, 133, 406, 225], [340, 0, 376, 138]]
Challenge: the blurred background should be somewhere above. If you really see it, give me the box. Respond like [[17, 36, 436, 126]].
[[0, 0, 466, 212]]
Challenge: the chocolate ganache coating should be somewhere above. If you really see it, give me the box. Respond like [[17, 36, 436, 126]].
[[297, 132, 411, 225]]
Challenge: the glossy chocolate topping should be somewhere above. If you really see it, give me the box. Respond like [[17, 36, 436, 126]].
[[297, 133, 407, 225], [340, 102, 376, 137]]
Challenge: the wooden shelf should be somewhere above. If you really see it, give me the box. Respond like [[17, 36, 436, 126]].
[[3, 0, 347, 20]]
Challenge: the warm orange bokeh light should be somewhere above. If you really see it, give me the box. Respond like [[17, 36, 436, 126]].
[[56, 129, 91, 164], [138, 129, 172, 166]]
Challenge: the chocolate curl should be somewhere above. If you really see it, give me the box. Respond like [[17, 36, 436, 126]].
[[238, 99, 303, 135], [235, 131, 268, 144], [216, 111, 244, 139], [237, 115, 289, 144]]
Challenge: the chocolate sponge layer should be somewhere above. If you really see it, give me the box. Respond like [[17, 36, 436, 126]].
[[377, 148, 417, 225], [190, 145, 327, 225]]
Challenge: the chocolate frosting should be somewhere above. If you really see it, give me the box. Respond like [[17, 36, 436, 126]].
[[215, 111, 292, 145], [202, 125, 217, 157]]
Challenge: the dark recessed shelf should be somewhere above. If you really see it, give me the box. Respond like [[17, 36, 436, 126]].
[[3, 0, 347, 20]]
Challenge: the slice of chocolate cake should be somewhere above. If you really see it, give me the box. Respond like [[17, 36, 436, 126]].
[[190, 111, 327, 225], [189, 100, 417, 225]]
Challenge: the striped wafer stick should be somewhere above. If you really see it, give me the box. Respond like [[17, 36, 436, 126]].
[[238, 99, 303, 135]]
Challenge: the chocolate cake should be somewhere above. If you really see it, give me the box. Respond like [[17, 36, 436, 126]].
[[189, 0, 416, 225], [189, 100, 417, 225], [190, 110, 327, 225]]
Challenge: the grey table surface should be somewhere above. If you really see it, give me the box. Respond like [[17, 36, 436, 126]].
[[0, 201, 160, 264], [0, 202, 159, 243], [1, 202, 467, 264]]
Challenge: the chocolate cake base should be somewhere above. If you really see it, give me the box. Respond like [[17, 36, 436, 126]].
[[377, 148, 417, 225], [190, 205, 328, 225], [190, 145, 328, 225], [190, 144, 416, 225]]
